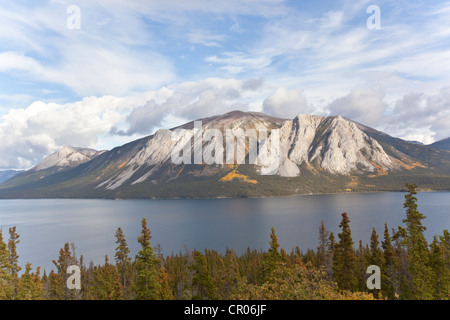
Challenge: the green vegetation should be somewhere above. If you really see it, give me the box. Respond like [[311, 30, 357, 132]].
[[0, 184, 448, 300], [1, 160, 450, 199]]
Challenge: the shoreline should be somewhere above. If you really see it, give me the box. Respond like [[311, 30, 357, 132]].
[[0, 188, 449, 201]]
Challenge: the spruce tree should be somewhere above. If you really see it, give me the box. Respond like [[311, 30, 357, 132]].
[[429, 237, 445, 299], [220, 248, 242, 298], [317, 219, 330, 268], [392, 225, 413, 299], [189, 250, 217, 300], [114, 227, 132, 298], [88, 256, 123, 300], [401, 183, 433, 299], [333, 212, 358, 291], [354, 240, 368, 292], [368, 228, 384, 298], [438, 230, 450, 299], [0, 229, 12, 299], [327, 232, 336, 282], [369, 228, 384, 268], [8, 226, 21, 299], [156, 267, 173, 299], [261, 227, 281, 282], [17, 263, 44, 300], [381, 223, 398, 299], [51, 242, 79, 300], [134, 217, 160, 300]]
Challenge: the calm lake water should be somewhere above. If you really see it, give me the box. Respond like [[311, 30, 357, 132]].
[[0, 192, 449, 273]]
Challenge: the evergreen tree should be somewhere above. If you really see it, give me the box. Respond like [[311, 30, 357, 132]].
[[399, 183, 433, 299], [156, 267, 173, 299], [268, 227, 281, 258], [368, 228, 384, 298], [220, 248, 242, 298], [17, 263, 44, 300], [134, 217, 160, 300], [355, 240, 370, 292], [429, 236, 448, 300], [114, 227, 133, 298], [392, 225, 413, 299], [88, 256, 123, 300], [51, 242, 79, 300], [438, 230, 450, 299], [317, 219, 330, 268], [261, 227, 281, 282], [327, 232, 336, 282], [47, 270, 65, 300], [369, 228, 384, 268], [189, 250, 217, 300], [381, 223, 398, 299], [7, 226, 21, 299], [333, 212, 358, 291], [0, 229, 12, 299]]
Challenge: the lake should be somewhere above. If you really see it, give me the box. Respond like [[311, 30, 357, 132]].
[[0, 191, 449, 273]]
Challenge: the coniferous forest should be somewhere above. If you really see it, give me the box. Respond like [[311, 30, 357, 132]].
[[0, 184, 448, 300]]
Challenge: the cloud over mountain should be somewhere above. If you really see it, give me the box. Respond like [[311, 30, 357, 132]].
[[0, 1, 449, 169]]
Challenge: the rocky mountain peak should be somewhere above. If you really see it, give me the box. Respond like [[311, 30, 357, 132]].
[[32, 146, 100, 171], [3, 110, 449, 199], [100, 111, 400, 189], [273, 113, 396, 176]]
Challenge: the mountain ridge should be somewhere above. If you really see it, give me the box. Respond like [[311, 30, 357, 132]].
[[1, 110, 449, 199], [429, 137, 450, 151]]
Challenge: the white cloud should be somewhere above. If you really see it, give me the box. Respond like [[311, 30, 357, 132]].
[[116, 77, 269, 135], [263, 86, 309, 118], [1, 78, 449, 169], [45, 44, 174, 97], [318, 10, 345, 29], [324, 86, 450, 144], [105, 0, 288, 19], [327, 86, 386, 125], [0, 96, 134, 169], [0, 51, 43, 74], [0, 77, 268, 169], [187, 31, 226, 48], [206, 53, 273, 74], [0, 2, 175, 97], [383, 87, 450, 143], [1, 1, 450, 169]]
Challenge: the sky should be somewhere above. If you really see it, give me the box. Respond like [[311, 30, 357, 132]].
[[1, 0, 450, 169]]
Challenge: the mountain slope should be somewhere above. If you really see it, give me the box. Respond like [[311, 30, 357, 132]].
[[429, 137, 450, 151], [273, 114, 397, 177], [0, 146, 104, 189], [1, 111, 449, 199], [0, 170, 23, 183], [32, 146, 101, 171]]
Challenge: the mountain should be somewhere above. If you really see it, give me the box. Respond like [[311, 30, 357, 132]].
[[0, 170, 23, 183], [31, 146, 102, 171], [429, 137, 450, 151], [406, 140, 424, 145], [1, 146, 104, 190], [1, 111, 449, 199]]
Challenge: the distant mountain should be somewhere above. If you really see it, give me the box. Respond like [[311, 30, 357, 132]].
[[429, 137, 450, 151], [1, 146, 104, 190], [31, 146, 103, 171], [0, 170, 23, 183], [406, 140, 424, 145], [1, 111, 449, 199]]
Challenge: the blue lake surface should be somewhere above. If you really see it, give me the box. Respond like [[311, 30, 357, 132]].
[[0, 191, 449, 273]]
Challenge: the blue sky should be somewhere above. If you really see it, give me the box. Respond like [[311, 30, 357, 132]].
[[1, 0, 450, 169]]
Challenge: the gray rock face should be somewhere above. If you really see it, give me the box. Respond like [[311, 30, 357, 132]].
[[273, 114, 396, 177], [94, 111, 398, 188]]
